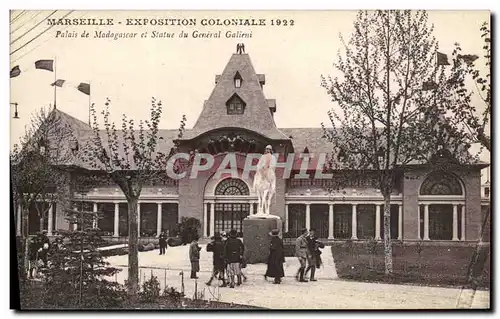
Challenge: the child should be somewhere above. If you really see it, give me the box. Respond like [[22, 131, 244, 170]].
[[189, 235, 202, 279]]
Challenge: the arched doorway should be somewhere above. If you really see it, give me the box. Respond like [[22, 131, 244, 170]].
[[419, 171, 465, 240], [213, 178, 251, 236]]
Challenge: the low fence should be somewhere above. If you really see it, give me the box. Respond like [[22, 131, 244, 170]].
[[108, 266, 224, 302]]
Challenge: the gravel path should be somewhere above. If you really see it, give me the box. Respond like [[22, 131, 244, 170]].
[[106, 245, 489, 309]]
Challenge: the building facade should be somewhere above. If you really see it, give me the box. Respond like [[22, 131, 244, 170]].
[[15, 51, 490, 242]]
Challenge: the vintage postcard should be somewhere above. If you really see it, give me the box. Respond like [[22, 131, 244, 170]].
[[10, 10, 491, 310]]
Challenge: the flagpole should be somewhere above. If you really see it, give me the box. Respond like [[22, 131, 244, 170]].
[[88, 80, 91, 126], [53, 57, 57, 109]]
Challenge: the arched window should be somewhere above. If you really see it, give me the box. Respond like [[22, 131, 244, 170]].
[[420, 172, 463, 195], [215, 178, 249, 196]]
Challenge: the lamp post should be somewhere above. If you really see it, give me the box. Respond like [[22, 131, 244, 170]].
[[10, 102, 19, 119]]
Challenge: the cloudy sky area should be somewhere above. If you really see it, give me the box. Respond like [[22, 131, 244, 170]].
[[9, 10, 490, 182]]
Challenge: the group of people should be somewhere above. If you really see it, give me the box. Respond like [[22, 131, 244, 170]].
[[264, 227, 324, 284], [189, 229, 247, 288], [295, 228, 325, 282], [188, 227, 324, 287], [26, 231, 52, 278]]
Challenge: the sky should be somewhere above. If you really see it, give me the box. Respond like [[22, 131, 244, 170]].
[[9, 10, 491, 181]]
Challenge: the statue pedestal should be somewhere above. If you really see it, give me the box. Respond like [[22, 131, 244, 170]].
[[243, 215, 282, 264]]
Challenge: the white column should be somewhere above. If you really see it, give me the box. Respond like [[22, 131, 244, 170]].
[[203, 202, 208, 238], [47, 204, 53, 235], [16, 203, 22, 236], [114, 203, 119, 237], [305, 203, 311, 230], [156, 203, 162, 237], [375, 204, 381, 240], [417, 205, 421, 240], [285, 204, 289, 232], [93, 203, 98, 229], [351, 204, 358, 240], [398, 204, 403, 240], [328, 204, 334, 239], [452, 204, 459, 241], [461, 205, 466, 241], [209, 202, 215, 237], [249, 202, 254, 215], [423, 204, 430, 240]]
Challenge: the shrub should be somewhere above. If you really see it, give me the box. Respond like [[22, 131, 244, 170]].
[[163, 286, 184, 303], [139, 275, 161, 303], [167, 236, 183, 247], [177, 217, 201, 245], [365, 237, 378, 270]]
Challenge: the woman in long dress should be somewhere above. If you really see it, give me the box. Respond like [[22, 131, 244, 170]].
[[265, 229, 285, 284]]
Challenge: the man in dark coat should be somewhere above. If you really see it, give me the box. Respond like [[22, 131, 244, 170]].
[[205, 232, 226, 287], [305, 228, 325, 281], [265, 229, 285, 284], [189, 235, 202, 279], [158, 232, 167, 255], [295, 228, 309, 282], [224, 229, 245, 288]]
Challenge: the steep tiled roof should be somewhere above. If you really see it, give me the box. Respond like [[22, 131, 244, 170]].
[[280, 128, 333, 154], [183, 54, 289, 140], [53, 108, 91, 134]]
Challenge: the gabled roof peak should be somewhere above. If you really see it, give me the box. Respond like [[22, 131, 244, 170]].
[[185, 53, 288, 140]]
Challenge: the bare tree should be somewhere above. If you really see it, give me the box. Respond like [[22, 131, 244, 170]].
[[447, 22, 491, 152], [11, 107, 75, 276], [81, 98, 185, 299], [321, 10, 475, 275]]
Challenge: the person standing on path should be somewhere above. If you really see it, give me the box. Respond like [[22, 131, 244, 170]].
[[205, 232, 227, 287], [295, 228, 309, 282], [224, 229, 245, 288], [158, 232, 167, 255], [265, 229, 285, 284], [304, 228, 324, 281], [189, 235, 201, 279]]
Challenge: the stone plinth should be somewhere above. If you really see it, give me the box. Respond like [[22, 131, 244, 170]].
[[243, 215, 282, 264]]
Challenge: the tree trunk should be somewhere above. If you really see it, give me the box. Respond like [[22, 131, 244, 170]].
[[127, 197, 139, 301], [40, 217, 44, 233], [383, 194, 393, 275], [22, 207, 29, 277]]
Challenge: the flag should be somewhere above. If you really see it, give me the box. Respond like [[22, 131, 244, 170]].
[[422, 81, 438, 91], [436, 52, 450, 66], [458, 54, 479, 66], [10, 65, 20, 78], [77, 82, 90, 95], [51, 79, 65, 87], [35, 59, 54, 71]]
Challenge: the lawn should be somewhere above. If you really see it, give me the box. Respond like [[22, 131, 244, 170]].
[[331, 241, 490, 289]]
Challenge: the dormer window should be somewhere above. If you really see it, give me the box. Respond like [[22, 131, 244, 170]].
[[226, 94, 246, 115], [234, 72, 242, 88]]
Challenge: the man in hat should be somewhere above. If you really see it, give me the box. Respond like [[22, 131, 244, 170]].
[[295, 228, 309, 282], [189, 235, 202, 279], [305, 228, 324, 281], [206, 232, 227, 287], [224, 229, 245, 288], [158, 231, 167, 255], [265, 229, 285, 284]]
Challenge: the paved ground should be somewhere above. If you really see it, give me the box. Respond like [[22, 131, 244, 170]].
[[106, 245, 490, 309]]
